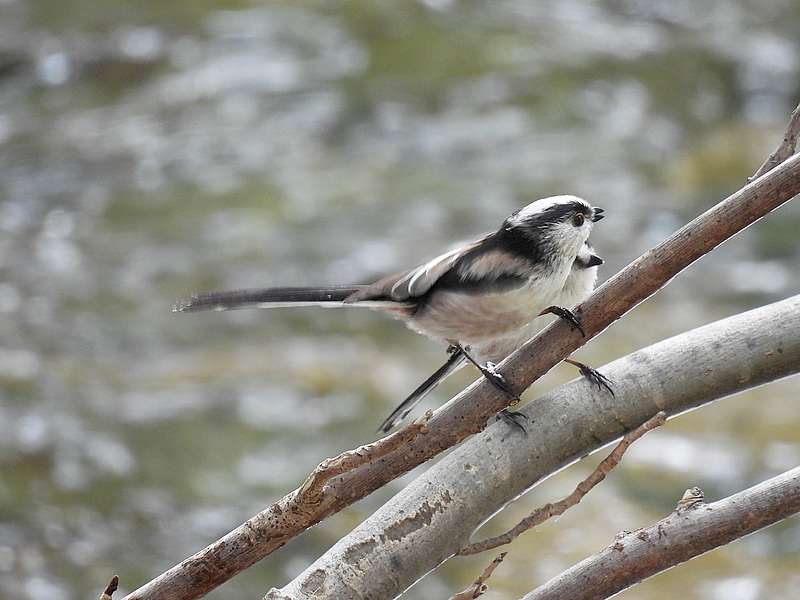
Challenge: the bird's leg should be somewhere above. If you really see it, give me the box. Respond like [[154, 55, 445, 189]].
[[458, 345, 520, 403], [539, 306, 586, 337], [457, 344, 528, 432], [564, 358, 614, 395]]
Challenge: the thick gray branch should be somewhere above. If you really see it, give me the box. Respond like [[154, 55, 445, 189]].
[[122, 143, 800, 600], [522, 467, 800, 600], [269, 294, 800, 599]]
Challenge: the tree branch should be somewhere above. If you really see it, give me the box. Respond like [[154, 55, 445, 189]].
[[99, 576, 119, 600], [457, 412, 666, 556], [269, 294, 800, 599], [120, 411, 431, 600], [123, 134, 800, 600], [749, 101, 800, 181], [448, 553, 507, 600], [522, 467, 800, 600]]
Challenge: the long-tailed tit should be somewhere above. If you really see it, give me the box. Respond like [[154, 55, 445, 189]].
[[174, 195, 606, 429], [378, 240, 609, 432]]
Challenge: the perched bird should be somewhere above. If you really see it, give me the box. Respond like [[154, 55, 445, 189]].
[[377, 240, 610, 433], [174, 195, 608, 430]]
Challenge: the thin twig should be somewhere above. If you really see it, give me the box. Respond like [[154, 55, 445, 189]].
[[296, 409, 432, 505], [122, 410, 431, 600], [522, 467, 800, 600], [449, 553, 507, 600], [99, 576, 119, 600], [750, 101, 800, 181], [458, 412, 667, 556]]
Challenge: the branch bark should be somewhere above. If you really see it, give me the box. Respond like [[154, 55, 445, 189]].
[[269, 294, 800, 599], [448, 553, 507, 600], [121, 411, 432, 600], [457, 412, 667, 556], [123, 152, 800, 600], [521, 468, 800, 600], [99, 576, 119, 600], [749, 101, 800, 181]]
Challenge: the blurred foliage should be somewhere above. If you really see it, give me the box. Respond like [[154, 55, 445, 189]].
[[1, 1, 799, 599]]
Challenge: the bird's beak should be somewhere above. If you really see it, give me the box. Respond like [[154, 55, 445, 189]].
[[587, 254, 604, 267], [592, 207, 605, 222]]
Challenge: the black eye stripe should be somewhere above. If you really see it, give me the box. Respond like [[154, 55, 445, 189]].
[[509, 201, 591, 229]]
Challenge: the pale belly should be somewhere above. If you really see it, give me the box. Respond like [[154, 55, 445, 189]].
[[408, 277, 566, 345], [472, 266, 597, 362]]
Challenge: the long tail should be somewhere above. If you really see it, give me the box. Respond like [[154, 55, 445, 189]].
[[378, 349, 467, 433], [173, 286, 375, 313]]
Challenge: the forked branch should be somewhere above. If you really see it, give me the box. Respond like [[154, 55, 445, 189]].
[[750, 101, 800, 180], [458, 412, 667, 556], [522, 467, 800, 600]]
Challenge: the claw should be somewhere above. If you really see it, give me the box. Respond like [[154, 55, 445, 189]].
[[566, 359, 614, 396], [458, 346, 522, 405], [481, 362, 521, 405], [582, 366, 614, 395], [540, 306, 586, 337], [496, 408, 529, 433]]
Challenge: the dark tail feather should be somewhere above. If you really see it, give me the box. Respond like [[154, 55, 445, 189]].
[[173, 286, 367, 313], [378, 349, 467, 433]]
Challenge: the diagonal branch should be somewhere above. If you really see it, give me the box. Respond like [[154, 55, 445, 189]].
[[457, 412, 667, 556], [99, 576, 119, 600], [521, 468, 800, 600], [269, 294, 800, 599], [448, 553, 507, 600], [122, 123, 800, 600], [121, 411, 431, 600]]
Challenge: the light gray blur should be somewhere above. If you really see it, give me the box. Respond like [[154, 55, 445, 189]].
[[1, 2, 799, 599]]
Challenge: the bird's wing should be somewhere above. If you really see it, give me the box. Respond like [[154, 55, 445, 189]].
[[345, 236, 489, 303]]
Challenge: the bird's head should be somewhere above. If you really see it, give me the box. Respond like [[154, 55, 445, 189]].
[[504, 195, 604, 262]]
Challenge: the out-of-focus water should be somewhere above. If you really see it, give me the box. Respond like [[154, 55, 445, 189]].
[[1, 1, 799, 598]]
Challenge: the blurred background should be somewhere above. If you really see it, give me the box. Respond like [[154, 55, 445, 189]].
[[1, 1, 799, 599]]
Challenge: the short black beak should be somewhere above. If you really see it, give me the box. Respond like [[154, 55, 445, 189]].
[[592, 207, 605, 222], [587, 254, 604, 267]]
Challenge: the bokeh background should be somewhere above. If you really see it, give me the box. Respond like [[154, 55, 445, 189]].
[[1, 1, 799, 598]]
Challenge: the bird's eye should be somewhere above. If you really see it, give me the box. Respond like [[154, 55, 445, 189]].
[[572, 213, 585, 227]]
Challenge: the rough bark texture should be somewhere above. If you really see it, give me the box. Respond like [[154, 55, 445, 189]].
[[269, 294, 800, 599], [522, 467, 800, 600], [121, 412, 432, 600], [123, 152, 800, 600], [456, 412, 667, 556]]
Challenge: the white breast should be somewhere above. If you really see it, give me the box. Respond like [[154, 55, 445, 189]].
[[408, 263, 572, 345], [472, 263, 598, 362]]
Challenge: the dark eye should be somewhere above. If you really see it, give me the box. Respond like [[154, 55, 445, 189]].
[[572, 213, 585, 227]]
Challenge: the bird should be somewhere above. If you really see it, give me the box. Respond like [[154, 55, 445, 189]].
[[376, 240, 611, 433], [174, 195, 607, 430]]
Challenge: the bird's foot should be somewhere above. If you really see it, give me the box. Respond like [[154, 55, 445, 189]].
[[457, 345, 522, 405], [565, 358, 614, 395], [496, 408, 529, 433], [480, 361, 522, 405], [539, 306, 585, 337]]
